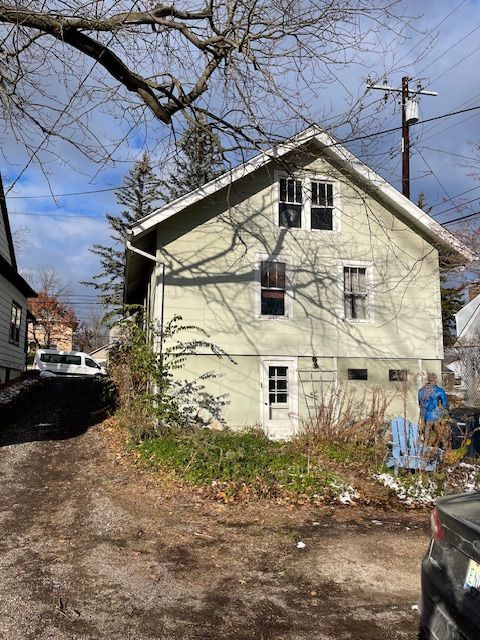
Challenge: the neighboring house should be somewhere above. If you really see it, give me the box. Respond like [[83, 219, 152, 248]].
[[0, 174, 36, 384], [27, 319, 74, 352], [125, 126, 475, 438], [453, 292, 480, 406]]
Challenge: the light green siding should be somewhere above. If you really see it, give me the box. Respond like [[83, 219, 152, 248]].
[[148, 150, 443, 434]]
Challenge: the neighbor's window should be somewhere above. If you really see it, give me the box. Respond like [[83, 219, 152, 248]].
[[344, 266, 368, 320], [9, 301, 22, 345], [389, 369, 407, 382], [311, 181, 334, 230], [261, 261, 286, 316], [279, 177, 302, 228], [348, 369, 368, 380]]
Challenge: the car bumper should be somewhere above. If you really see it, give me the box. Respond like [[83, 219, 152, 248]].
[[420, 553, 475, 640]]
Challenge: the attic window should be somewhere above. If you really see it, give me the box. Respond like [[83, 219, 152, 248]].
[[277, 174, 339, 231], [279, 177, 302, 228], [261, 261, 286, 316], [311, 181, 334, 230]]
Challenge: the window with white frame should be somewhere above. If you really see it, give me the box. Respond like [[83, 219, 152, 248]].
[[311, 180, 334, 230], [278, 175, 337, 231], [261, 260, 286, 316], [10, 301, 22, 345], [343, 266, 368, 320], [279, 177, 302, 228]]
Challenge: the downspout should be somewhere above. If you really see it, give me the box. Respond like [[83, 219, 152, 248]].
[[126, 236, 165, 365]]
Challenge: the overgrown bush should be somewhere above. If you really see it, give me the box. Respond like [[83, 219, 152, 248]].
[[298, 383, 394, 448], [109, 313, 232, 440]]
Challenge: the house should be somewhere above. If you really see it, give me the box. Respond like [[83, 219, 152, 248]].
[[452, 291, 480, 406], [27, 316, 75, 352], [125, 126, 475, 438], [0, 175, 36, 384]]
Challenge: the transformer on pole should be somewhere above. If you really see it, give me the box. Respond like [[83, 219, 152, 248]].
[[367, 76, 437, 200]]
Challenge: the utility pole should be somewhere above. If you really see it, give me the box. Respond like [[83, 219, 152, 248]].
[[367, 76, 437, 200]]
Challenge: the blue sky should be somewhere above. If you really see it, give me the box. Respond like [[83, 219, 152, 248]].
[[2, 0, 480, 321]]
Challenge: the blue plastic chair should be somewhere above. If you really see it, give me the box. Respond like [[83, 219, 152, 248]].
[[386, 417, 443, 473]]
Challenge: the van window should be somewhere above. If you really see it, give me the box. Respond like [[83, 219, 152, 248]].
[[85, 358, 100, 369], [40, 353, 81, 365]]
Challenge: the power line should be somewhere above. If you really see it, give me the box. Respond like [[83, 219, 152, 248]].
[[7, 186, 119, 199], [442, 210, 480, 225], [417, 24, 480, 77], [4, 104, 480, 221], [395, 0, 468, 66]]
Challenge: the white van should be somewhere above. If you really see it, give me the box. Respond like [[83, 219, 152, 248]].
[[33, 349, 107, 377]]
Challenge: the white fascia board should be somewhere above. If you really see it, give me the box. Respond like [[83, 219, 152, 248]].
[[315, 130, 477, 262], [130, 125, 476, 262], [130, 125, 321, 239]]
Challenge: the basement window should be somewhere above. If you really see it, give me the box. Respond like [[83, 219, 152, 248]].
[[347, 368, 368, 380], [389, 369, 408, 382]]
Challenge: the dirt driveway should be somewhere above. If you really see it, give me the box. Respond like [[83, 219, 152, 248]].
[[0, 377, 429, 640]]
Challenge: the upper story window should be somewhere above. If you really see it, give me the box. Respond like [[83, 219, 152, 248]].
[[278, 175, 338, 231], [261, 261, 286, 316], [311, 181, 334, 230], [10, 301, 22, 345], [344, 266, 368, 321], [279, 177, 302, 228]]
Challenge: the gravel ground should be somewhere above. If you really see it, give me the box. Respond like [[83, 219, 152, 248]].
[[0, 377, 429, 640]]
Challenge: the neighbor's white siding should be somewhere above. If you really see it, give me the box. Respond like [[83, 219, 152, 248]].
[[0, 274, 27, 378]]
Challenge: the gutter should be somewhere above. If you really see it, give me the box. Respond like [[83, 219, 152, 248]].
[[126, 236, 166, 364]]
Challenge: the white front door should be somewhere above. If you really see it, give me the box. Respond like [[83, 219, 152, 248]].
[[261, 358, 298, 439]]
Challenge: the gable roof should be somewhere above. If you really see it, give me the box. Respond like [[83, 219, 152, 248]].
[[456, 293, 480, 341], [130, 125, 476, 261], [0, 173, 17, 269], [0, 173, 37, 298]]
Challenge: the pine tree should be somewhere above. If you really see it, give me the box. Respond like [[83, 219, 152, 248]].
[[83, 153, 162, 310], [163, 118, 224, 201]]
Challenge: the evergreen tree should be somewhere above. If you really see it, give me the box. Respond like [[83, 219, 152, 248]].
[[163, 118, 224, 201], [83, 153, 162, 310], [417, 193, 466, 348], [441, 276, 465, 347]]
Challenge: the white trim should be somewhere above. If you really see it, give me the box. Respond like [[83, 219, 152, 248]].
[[274, 170, 341, 233], [260, 356, 299, 438], [130, 125, 475, 261], [254, 252, 294, 321], [338, 260, 375, 324]]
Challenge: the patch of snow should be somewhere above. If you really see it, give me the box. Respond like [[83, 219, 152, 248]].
[[375, 463, 480, 506], [296, 541, 306, 549], [331, 480, 360, 505], [0, 378, 39, 405]]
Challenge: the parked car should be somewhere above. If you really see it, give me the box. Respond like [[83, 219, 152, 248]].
[[419, 493, 480, 639], [33, 349, 107, 377]]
